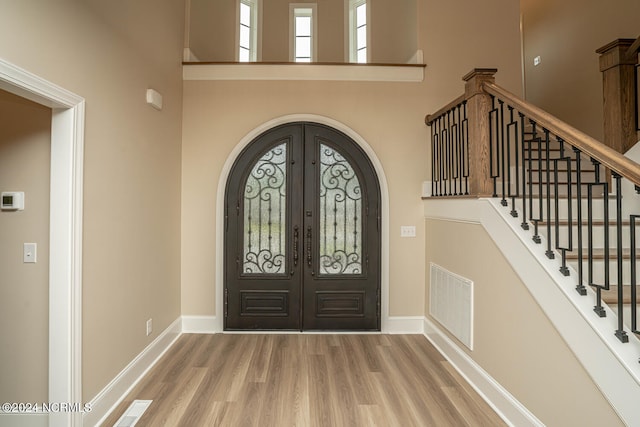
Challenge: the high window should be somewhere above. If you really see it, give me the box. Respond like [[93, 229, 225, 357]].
[[238, 0, 259, 62], [348, 0, 368, 63], [290, 4, 317, 62]]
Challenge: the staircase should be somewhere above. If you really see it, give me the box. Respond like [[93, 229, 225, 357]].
[[425, 68, 640, 425], [521, 133, 639, 332]]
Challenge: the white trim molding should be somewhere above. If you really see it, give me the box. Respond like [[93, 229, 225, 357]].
[[85, 318, 182, 427], [0, 58, 85, 427], [214, 114, 390, 333], [385, 316, 424, 334], [423, 317, 544, 427], [183, 63, 425, 82], [182, 315, 218, 334]]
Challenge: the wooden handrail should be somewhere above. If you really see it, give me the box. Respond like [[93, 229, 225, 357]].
[[626, 35, 640, 60], [483, 81, 640, 187], [425, 94, 465, 126]]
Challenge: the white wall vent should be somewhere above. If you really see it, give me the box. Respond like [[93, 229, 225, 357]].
[[113, 400, 152, 427], [429, 263, 474, 350]]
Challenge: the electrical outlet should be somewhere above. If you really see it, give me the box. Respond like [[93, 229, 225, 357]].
[[146, 319, 152, 336], [400, 226, 416, 238], [534, 55, 541, 66]]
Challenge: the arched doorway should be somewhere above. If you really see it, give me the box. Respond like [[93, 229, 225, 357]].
[[224, 122, 381, 331]]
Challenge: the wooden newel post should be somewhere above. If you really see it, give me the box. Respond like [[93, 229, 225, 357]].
[[463, 68, 497, 197], [596, 39, 638, 154]]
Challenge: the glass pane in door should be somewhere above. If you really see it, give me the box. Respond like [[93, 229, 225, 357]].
[[243, 143, 287, 274], [319, 144, 362, 275]]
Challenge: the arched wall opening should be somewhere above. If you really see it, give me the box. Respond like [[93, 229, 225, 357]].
[[214, 114, 390, 332]]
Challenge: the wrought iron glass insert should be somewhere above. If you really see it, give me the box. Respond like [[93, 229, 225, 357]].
[[319, 143, 362, 275], [243, 143, 287, 274]]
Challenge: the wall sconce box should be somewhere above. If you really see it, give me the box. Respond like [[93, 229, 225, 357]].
[[146, 88, 163, 111]]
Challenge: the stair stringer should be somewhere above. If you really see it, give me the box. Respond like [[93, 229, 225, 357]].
[[424, 197, 640, 426]]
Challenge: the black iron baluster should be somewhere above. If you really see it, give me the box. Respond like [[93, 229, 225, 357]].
[[613, 173, 629, 342], [499, 99, 507, 205], [462, 101, 469, 195], [554, 137, 572, 275], [507, 106, 519, 217], [455, 104, 463, 195], [631, 211, 639, 334], [443, 110, 451, 195], [530, 121, 542, 244], [544, 129, 554, 259], [520, 113, 530, 230], [574, 147, 587, 295], [589, 163, 609, 318], [489, 96, 498, 197], [431, 117, 437, 197]]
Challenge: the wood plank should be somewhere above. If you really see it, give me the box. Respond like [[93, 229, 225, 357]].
[[101, 334, 508, 427]]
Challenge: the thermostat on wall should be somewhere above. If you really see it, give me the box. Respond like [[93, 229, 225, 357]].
[[1, 192, 24, 210]]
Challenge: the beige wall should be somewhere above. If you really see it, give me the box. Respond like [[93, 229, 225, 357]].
[[371, 0, 417, 63], [425, 219, 623, 426], [181, 0, 522, 318], [189, 0, 237, 60], [187, 0, 418, 63], [0, 0, 184, 401], [0, 89, 51, 402], [521, 0, 640, 140]]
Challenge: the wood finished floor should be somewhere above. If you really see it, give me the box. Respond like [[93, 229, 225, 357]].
[[102, 334, 506, 427]]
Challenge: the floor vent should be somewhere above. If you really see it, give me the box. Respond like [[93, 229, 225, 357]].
[[429, 263, 474, 350], [113, 400, 152, 427]]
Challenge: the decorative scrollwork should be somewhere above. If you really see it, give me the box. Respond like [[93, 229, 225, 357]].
[[319, 144, 362, 275], [243, 143, 287, 274]]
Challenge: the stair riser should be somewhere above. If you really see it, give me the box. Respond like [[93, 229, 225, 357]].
[[570, 259, 637, 285], [514, 199, 618, 221], [537, 225, 633, 248]]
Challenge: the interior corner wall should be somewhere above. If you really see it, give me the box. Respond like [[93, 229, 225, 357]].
[[0, 1, 185, 402], [0, 89, 51, 403], [521, 0, 640, 141], [424, 218, 624, 426]]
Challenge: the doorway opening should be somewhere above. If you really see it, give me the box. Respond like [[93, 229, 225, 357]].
[[0, 58, 84, 427]]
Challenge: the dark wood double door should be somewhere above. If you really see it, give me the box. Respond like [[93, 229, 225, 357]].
[[225, 122, 381, 331]]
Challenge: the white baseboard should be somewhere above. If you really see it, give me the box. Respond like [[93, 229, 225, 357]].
[[385, 316, 424, 334], [181, 315, 218, 333], [181, 315, 422, 334], [84, 317, 182, 427], [423, 317, 544, 427]]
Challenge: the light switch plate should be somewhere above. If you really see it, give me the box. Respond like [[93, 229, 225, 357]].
[[24, 243, 37, 263]]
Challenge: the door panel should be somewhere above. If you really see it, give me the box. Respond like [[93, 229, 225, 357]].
[[225, 124, 303, 330], [302, 124, 380, 330], [225, 122, 379, 331]]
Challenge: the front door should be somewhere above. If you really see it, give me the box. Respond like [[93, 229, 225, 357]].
[[224, 122, 380, 331]]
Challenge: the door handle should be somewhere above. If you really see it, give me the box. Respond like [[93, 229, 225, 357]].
[[306, 226, 314, 275], [293, 226, 299, 269]]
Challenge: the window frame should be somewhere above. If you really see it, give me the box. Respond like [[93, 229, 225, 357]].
[[346, 0, 369, 63], [289, 3, 318, 63], [237, 0, 262, 62]]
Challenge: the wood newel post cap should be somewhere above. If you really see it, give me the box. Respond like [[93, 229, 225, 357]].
[[463, 68, 498, 98], [596, 39, 638, 71]]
